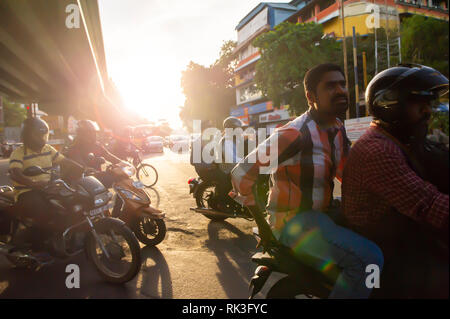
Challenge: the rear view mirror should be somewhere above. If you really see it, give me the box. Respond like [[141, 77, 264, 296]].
[[23, 166, 45, 177]]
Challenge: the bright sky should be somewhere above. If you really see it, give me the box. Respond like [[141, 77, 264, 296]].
[[98, 0, 288, 129]]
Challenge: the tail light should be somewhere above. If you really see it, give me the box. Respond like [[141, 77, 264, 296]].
[[188, 178, 195, 185]]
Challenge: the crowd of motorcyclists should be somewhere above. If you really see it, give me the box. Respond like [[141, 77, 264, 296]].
[[0, 62, 448, 297]]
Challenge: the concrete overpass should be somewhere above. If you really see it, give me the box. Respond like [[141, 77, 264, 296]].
[[0, 0, 123, 126]]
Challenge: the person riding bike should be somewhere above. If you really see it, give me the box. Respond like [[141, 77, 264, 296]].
[[213, 117, 250, 213], [230, 63, 384, 299], [64, 119, 123, 188], [111, 126, 142, 166], [8, 117, 84, 252], [341, 64, 449, 298]]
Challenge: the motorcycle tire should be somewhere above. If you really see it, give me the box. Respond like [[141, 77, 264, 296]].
[[194, 181, 228, 221], [136, 164, 158, 188], [86, 221, 141, 284], [132, 215, 166, 246]]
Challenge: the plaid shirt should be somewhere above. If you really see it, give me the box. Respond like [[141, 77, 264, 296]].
[[342, 123, 449, 231], [230, 111, 350, 232]]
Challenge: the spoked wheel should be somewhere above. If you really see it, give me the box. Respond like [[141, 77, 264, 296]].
[[137, 164, 158, 188], [132, 214, 166, 246], [195, 181, 228, 221], [86, 222, 141, 284]]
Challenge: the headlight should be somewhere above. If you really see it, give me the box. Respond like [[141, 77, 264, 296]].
[[121, 165, 136, 177], [94, 192, 112, 207], [119, 189, 144, 202]]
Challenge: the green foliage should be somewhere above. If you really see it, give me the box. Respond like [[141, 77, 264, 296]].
[[401, 15, 449, 77], [252, 22, 341, 115], [179, 40, 237, 131], [430, 110, 449, 136], [1, 97, 26, 127]]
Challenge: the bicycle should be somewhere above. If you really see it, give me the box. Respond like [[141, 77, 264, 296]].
[[126, 149, 159, 188]]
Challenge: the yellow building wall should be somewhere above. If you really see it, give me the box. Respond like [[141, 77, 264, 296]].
[[322, 14, 399, 37]]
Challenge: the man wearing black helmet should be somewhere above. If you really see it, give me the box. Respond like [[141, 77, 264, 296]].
[[342, 64, 449, 297], [8, 117, 84, 248], [64, 119, 123, 188]]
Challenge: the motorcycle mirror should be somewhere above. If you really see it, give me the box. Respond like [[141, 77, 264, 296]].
[[23, 166, 46, 177]]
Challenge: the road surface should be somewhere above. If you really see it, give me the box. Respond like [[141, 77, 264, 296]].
[[0, 148, 341, 298]]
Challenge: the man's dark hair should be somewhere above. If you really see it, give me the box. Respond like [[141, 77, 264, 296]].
[[304, 63, 344, 94]]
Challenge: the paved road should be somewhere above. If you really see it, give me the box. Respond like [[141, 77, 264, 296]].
[[0, 149, 341, 298], [0, 150, 261, 298]]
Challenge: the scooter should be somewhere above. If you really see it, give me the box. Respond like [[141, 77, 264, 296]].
[[0, 166, 141, 284], [107, 162, 166, 246], [188, 164, 269, 222]]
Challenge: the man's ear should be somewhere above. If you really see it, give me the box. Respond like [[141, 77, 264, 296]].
[[306, 90, 315, 106]]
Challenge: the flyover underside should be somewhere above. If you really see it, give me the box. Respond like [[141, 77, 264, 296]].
[[0, 0, 113, 120]]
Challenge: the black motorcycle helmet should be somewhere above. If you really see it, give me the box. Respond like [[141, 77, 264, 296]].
[[76, 119, 100, 145], [366, 64, 449, 124], [21, 117, 49, 151], [223, 116, 244, 129]]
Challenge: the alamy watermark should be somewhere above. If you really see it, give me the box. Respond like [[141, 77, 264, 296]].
[[65, 264, 80, 289], [365, 4, 381, 29], [189, 120, 278, 174], [65, 4, 81, 29]]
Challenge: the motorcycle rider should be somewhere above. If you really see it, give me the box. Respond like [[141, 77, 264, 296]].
[[231, 63, 384, 299], [64, 119, 123, 188], [214, 117, 248, 213], [341, 64, 449, 298], [8, 117, 84, 252]]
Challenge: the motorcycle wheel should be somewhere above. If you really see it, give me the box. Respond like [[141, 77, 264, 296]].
[[132, 214, 166, 246], [136, 164, 158, 188], [86, 222, 141, 284], [195, 181, 228, 221]]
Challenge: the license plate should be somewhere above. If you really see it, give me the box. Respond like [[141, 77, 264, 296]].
[[89, 205, 110, 217]]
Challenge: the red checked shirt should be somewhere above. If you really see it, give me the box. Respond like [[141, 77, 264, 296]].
[[342, 123, 449, 231], [230, 111, 350, 234]]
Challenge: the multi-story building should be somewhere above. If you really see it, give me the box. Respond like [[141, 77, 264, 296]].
[[231, 1, 448, 127], [231, 2, 300, 130], [287, 0, 448, 38]]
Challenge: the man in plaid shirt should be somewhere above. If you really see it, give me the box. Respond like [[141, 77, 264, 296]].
[[231, 63, 383, 299], [342, 65, 449, 298]]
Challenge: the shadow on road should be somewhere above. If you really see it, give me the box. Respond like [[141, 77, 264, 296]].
[[0, 254, 137, 298], [146, 187, 160, 209], [205, 221, 258, 298], [137, 245, 173, 299]]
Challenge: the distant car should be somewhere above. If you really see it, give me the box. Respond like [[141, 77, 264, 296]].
[[168, 135, 190, 152], [143, 136, 164, 153]]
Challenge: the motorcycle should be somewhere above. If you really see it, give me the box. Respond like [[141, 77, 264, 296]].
[[0, 166, 141, 284], [107, 162, 166, 246], [188, 164, 269, 221]]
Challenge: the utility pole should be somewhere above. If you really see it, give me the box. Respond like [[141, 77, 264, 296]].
[[397, 7, 402, 63], [340, 0, 349, 119], [385, 0, 390, 68], [363, 51, 368, 116], [352, 27, 360, 119]]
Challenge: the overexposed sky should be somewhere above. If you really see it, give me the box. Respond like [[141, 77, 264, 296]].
[[98, 0, 288, 128]]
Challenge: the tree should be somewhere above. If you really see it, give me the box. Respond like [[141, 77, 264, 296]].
[[252, 22, 341, 115], [1, 97, 26, 127], [179, 40, 236, 131], [401, 15, 449, 77]]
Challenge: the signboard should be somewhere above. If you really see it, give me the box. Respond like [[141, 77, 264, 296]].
[[237, 7, 268, 44], [259, 109, 290, 124], [344, 116, 373, 142]]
